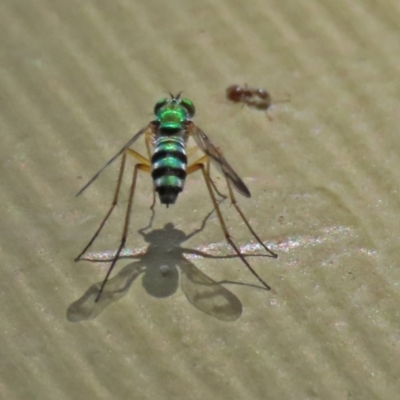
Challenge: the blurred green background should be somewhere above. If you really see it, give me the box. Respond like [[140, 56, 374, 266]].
[[1, 0, 399, 399]]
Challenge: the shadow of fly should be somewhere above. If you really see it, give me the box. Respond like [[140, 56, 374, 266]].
[[75, 93, 277, 302]]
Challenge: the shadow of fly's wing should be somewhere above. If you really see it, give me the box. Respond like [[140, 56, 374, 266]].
[[179, 258, 242, 322], [67, 262, 145, 322]]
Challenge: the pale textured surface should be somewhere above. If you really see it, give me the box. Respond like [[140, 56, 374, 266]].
[[1, 0, 400, 399]]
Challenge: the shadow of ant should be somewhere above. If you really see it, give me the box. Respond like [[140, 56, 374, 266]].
[[67, 209, 270, 322]]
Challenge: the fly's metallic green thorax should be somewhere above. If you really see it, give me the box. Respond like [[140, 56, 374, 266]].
[[154, 95, 196, 131], [151, 95, 195, 205]]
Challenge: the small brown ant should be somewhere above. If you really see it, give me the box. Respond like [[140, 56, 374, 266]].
[[226, 84, 289, 120]]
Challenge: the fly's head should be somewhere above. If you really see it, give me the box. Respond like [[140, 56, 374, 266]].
[[154, 93, 196, 129]]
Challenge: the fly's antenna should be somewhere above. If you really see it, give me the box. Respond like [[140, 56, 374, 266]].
[[173, 91, 183, 100]]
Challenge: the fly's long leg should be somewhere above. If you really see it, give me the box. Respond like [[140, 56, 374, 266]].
[[75, 148, 151, 261], [95, 162, 152, 302], [189, 154, 227, 200], [225, 178, 277, 258], [126, 146, 158, 209], [75, 152, 128, 261], [186, 159, 271, 290], [205, 157, 227, 199], [126, 148, 152, 164], [75, 145, 152, 302], [187, 122, 276, 257], [144, 135, 157, 210]]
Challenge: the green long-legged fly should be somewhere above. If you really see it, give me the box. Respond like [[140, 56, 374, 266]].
[[75, 93, 277, 302]]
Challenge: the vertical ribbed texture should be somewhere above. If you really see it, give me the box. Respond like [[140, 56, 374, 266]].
[[0, 0, 399, 399]]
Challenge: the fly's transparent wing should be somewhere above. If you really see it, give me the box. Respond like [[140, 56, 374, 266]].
[[76, 124, 153, 197], [188, 122, 251, 198]]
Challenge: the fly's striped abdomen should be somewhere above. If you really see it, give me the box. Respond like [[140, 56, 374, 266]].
[[151, 136, 187, 205]]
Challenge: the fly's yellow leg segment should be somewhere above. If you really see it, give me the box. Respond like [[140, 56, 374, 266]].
[[126, 148, 151, 165], [75, 151, 128, 262], [95, 163, 151, 302], [205, 157, 227, 199], [188, 155, 227, 199], [186, 145, 200, 158], [187, 162, 271, 290], [145, 128, 154, 158], [225, 178, 277, 258], [187, 154, 207, 167], [145, 130, 157, 209]]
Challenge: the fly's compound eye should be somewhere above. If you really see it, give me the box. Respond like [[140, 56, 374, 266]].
[[154, 98, 169, 115], [181, 98, 195, 118]]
